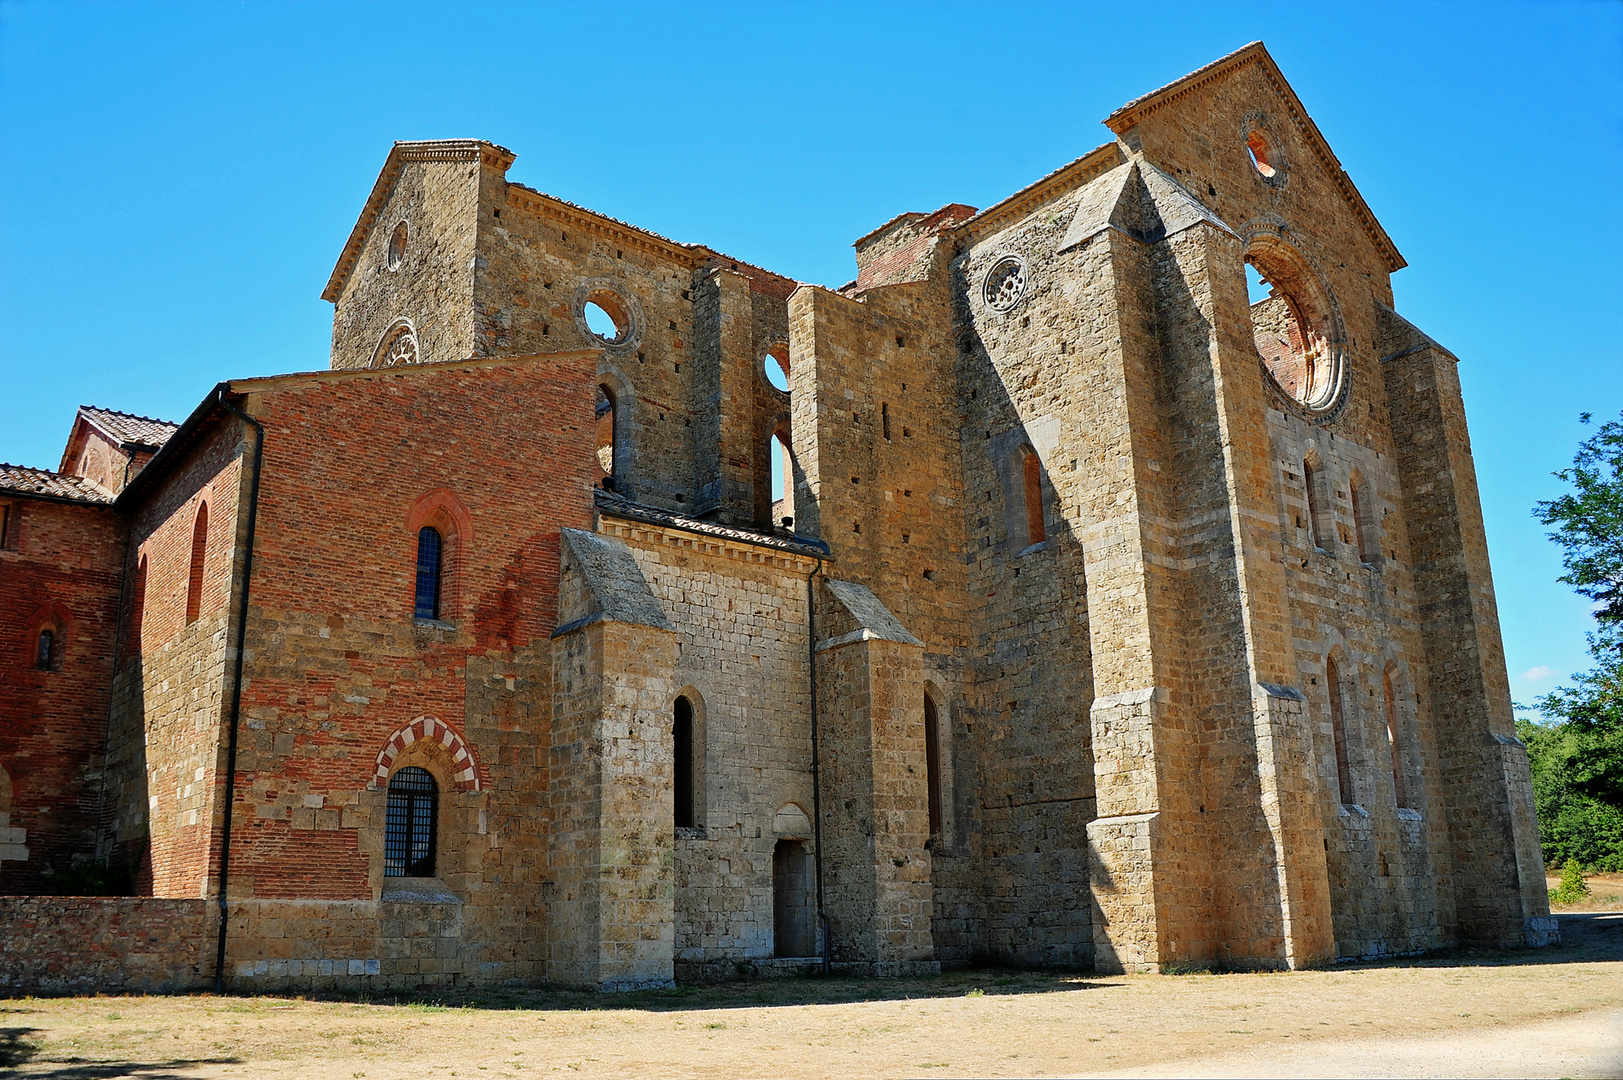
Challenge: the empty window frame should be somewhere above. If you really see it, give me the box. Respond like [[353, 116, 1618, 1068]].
[[674, 695, 696, 828], [415, 526, 443, 620], [924, 693, 943, 841], [1326, 653, 1354, 805], [771, 428, 794, 527], [384, 765, 438, 877], [595, 384, 617, 481], [185, 502, 209, 624], [1020, 446, 1045, 546]]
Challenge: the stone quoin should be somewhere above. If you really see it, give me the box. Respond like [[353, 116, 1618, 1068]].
[[0, 43, 1555, 993]]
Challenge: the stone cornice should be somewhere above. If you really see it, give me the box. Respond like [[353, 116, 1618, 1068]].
[[957, 142, 1127, 243], [596, 498, 827, 570]]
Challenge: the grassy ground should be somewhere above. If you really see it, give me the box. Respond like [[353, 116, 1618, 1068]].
[[2, 913, 1619, 1079]]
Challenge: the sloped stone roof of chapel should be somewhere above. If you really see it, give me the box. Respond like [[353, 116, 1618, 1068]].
[[76, 406, 179, 450], [0, 463, 112, 504]]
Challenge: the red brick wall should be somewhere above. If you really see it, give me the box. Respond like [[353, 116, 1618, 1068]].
[[0, 496, 126, 893], [0, 896, 212, 992], [224, 353, 598, 899]]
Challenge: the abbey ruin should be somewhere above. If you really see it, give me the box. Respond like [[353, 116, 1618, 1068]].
[[0, 43, 1555, 993]]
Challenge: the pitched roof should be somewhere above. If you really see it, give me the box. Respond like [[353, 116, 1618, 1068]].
[[78, 405, 179, 450], [0, 463, 112, 504], [1103, 41, 1405, 272]]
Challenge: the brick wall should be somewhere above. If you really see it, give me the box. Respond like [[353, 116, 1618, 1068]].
[[0, 897, 212, 993]]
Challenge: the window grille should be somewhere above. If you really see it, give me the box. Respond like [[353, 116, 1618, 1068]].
[[415, 526, 443, 620], [384, 766, 437, 877]]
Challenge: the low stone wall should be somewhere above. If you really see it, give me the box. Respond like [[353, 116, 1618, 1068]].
[[0, 896, 214, 994]]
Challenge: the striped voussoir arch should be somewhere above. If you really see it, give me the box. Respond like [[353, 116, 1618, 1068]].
[[370, 716, 482, 792]]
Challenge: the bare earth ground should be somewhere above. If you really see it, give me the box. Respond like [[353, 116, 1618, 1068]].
[[3, 913, 1620, 1080]]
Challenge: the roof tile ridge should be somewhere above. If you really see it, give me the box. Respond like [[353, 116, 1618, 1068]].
[[81, 404, 180, 428]]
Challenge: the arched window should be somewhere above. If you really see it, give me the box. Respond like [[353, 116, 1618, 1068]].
[[771, 429, 794, 528], [924, 693, 943, 841], [414, 526, 443, 620], [674, 695, 695, 828], [185, 502, 208, 624], [1020, 446, 1046, 546], [1384, 668, 1414, 810], [36, 628, 55, 671], [596, 384, 617, 482], [1326, 653, 1354, 806], [385, 766, 438, 877], [1350, 471, 1377, 564], [1303, 459, 1329, 553]]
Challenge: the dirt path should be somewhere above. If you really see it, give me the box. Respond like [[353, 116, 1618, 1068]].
[[4, 913, 1620, 1079]]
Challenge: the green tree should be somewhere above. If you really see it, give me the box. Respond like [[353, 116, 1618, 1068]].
[[1526, 410, 1623, 870]]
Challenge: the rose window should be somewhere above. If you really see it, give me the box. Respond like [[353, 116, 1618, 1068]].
[[983, 256, 1027, 312]]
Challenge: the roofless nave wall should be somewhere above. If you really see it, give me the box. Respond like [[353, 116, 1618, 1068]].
[[0, 42, 1553, 994]]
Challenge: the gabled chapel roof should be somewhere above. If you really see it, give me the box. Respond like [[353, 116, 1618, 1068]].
[[75, 406, 180, 451]]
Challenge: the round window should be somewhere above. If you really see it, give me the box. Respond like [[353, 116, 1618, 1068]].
[[1244, 239, 1345, 416], [387, 222, 408, 271], [983, 255, 1027, 313], [571, 281, 642, 351], [763, 350, 789, 392]]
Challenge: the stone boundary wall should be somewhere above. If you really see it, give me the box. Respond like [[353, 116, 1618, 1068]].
[[0, 897, 213, 994]]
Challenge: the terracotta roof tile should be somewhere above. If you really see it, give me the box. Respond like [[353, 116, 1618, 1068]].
[[0, 463, 112, 503], [79, 406, 180, 449]]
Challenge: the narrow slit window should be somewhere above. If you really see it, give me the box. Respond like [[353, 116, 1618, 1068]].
[[1021, 446, 1046, 546], [384, 766, 438, 877], [772, 430, 794, 527], [415, 526, 443, 620], [131, 554, 148, 656], [924, 694, 943, 840], [36, 629, 54, 671], [596, 384, 617, 482], [674, 695, 695, 828], [1327, 654, 1354, 805], [1351, 472, 1376, 564], [1384, 670, 1410, 810], [882, 403, 892, 441], [186, 502, 208, 624], [1304, 460, 1328, 552]]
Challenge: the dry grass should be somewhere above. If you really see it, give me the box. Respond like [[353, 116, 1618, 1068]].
[[2, 913, 1619, 1079]]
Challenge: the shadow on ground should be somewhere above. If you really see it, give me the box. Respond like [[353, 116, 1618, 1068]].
[[3, 1025, 240, 1079]]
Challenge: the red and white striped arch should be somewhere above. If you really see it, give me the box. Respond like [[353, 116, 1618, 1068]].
[[370, 716, 483, 792]]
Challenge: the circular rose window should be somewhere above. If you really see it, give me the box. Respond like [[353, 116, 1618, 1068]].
[[983, 255, 1027, 312], [1244, 236, 1347, 417]]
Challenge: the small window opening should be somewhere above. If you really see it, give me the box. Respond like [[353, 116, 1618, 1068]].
[[186, 502, 208, 625], [384, 766, 438, 877], [764, 351, 790, 392], [1327, 654, 1354, 806], [882, 403, 892, 441], [582, 291, 631, 345], [387, 221, 407, 270], [1021, 446, 1046, 545], [583, 302, 620, 340], [415, 526, 443, 620], [773, 839, 815, 957], [596, 384, 617, 480], [924, 694, 943, 841], [674, 696, 695, 828], [0, 504, 10, 548], [1246, 131, 1277, 178], [36, 629, 55, 671]]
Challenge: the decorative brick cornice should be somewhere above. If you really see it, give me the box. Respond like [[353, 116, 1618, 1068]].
[[1104, 42, 1406, 273]]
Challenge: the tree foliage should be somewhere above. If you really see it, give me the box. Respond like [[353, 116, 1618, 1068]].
[[1526, 410, 1623, 869]]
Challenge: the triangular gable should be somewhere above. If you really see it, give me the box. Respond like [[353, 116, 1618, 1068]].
[[1103, 42, 1405, 272]]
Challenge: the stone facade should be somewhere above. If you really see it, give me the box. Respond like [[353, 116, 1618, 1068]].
[[0, 43, 1555, 993]]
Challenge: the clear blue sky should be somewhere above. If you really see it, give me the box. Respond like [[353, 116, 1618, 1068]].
[[2, 1, 1619, 710]]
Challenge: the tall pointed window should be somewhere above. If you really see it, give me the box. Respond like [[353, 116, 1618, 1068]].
[[1326, 653, 1354, 805], [674, 695, 695, 828], [415, 526, 443, 620], [384, 766, 437, 877], [924, 693, 943, 841], [1350, 471, 1377, 564], [186, 502, 208, 624], [36, 629, 55, 671], [1020, 446, 1045, 546]]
